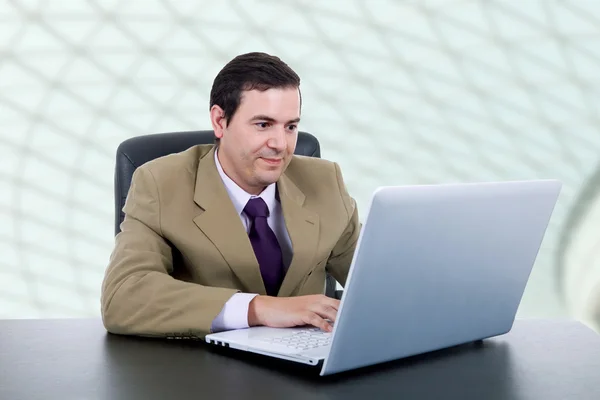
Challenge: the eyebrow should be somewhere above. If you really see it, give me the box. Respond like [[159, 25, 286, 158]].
[[250, 115, 301, 124]]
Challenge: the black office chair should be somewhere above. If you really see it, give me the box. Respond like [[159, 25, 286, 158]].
[[114, 130, 340, 299]]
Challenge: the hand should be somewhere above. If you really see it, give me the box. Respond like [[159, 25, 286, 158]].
[[248, 295, 340, 332]]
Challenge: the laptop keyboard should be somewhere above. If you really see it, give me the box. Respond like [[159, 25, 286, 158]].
[[259, 327, 332, 350]]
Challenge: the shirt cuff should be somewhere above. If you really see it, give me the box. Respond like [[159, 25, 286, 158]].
[[211, 292, 259, 333]]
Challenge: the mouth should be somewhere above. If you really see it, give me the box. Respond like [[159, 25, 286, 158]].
[[260, 157, 283, 166]]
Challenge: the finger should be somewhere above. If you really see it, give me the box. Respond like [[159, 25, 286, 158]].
[[322, 297, 341, 311], [313, 295, 339, 310], [310, 304, 338, 322], [304, 312, 333, 332]]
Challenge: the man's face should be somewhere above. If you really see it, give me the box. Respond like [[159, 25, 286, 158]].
[[211, 87, 300, 195]]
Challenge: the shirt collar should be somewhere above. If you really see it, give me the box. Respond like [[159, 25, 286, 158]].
[[214, 148, 277, 216]]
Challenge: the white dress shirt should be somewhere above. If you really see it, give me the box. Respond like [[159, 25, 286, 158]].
[[211, 149, 293, 332]]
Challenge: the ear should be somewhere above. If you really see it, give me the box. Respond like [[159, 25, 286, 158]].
[[210, 105, 226, 139]]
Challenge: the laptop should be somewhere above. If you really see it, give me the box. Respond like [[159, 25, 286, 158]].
[[206, 179, 562, 376]]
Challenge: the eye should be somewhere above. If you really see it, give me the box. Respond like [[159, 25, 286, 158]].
[[255, 122, 270, 129], [287, 124, 298, 132]]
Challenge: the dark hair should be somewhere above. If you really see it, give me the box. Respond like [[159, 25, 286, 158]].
[[209, 52, 301, 143]]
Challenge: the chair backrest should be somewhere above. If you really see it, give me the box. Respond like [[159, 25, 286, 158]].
[[113, 130, 336, 297]]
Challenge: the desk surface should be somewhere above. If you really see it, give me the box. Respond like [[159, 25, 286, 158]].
[[0, 319, 599, 400]]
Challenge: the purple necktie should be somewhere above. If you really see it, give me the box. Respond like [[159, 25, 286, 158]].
[[244, 197, 284, 296]]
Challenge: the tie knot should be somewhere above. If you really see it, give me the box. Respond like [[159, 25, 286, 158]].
[[244, 197, 269, 219]]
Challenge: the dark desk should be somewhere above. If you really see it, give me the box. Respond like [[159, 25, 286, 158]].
[[0, 319, 599, 399]]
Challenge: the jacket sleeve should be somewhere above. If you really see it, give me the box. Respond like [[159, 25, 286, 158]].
[[101, 166, 238, 339], [325, 162, 361, 287]]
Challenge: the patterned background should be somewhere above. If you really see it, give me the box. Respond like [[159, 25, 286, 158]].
[[0, 0, 599, 332]]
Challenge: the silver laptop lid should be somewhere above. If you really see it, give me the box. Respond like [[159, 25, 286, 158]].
[[321, 180, 561, 376]]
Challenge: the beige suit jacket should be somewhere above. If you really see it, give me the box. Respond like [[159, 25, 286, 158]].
[[101, 145, 360, 339]]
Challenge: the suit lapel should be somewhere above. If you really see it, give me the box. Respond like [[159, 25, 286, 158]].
[[192, 147, 266, 294], [277, 173, 320, 297]]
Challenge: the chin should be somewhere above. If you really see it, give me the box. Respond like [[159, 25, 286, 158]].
[[256, 171, 282, 185]]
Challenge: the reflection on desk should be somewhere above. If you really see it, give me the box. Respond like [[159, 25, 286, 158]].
[[0, 319, 599, 400]]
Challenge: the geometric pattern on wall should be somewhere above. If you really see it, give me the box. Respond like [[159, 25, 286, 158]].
[[1, 0, 599, 330]]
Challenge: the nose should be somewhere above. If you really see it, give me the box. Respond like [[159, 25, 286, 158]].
[[266, 127, 287, 151]]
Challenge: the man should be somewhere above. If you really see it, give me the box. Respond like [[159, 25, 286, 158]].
[[101, 52, 360, 339]]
